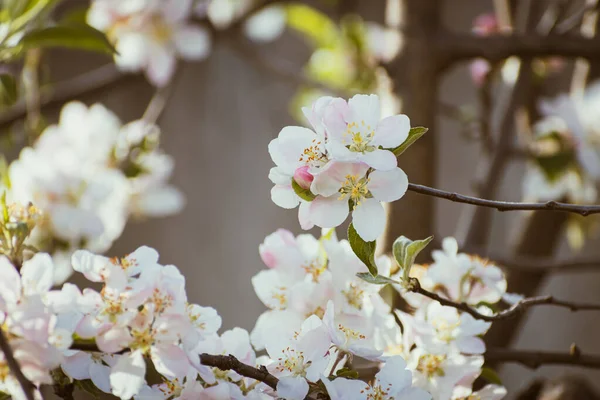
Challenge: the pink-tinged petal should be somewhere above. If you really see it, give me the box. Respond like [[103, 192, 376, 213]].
[[375, 114, 410, 148], [311, 162, 369, 197], [360, 148, 397, 170], [352, 198, 385, 242], [61, 352, 92, 380], [277, 376, 309, 400], [348, 94, 380, 128], [20, 253, 54, 296], [89, 362, 112, 393], [151, 344, 191, 378], [368, 168, 408, 202], [110, 350, 146, 399], [456, 336, 486, 354], [309, 196, 349, 229], [174, 25, 211, 60], [322, 376, 367, 400], [146, 44, 176, 87], [298, 201, 314, 230], [271, 185, 300, 209], [0, 256, 21, 307], [302, 96, 335, 136], [97, 327, 132, 353], [323, 98, 351, 140]]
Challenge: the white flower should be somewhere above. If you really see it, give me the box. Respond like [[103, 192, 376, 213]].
[[323, 94, 410, 171], [62, 351, 119, 393], [323, 356, 431, 400], [265, 315, 332, 400], [453, 384, 507, 400], [88, 0, 211, 86], [310, 162, 408, 241]]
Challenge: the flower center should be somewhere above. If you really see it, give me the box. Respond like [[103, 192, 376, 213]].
[[299, 139, 328, 168], [346, 121, 376, 153], [338, 174, 370, 207], [342, 283, 365, 310], [302, 260, 327, 282], [338, 324, 366, 342], [275, 347, 307, 376], [270, 286, 288, 310], [416, 354, 446, 378], [366, 384, 392, 400], [431, 318, 460, 343], [130, 328, 154, 353]]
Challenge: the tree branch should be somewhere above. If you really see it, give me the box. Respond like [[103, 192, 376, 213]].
[[0, 330, 35, 400], [439, 34, 600, 65], [407, 277, 600, 322], [70, 342, 279, 390], [485, 346, 600, 369], [408, 182, 600, 216], [482, 253, 600, 274]]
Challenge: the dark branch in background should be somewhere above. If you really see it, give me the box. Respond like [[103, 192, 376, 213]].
[[482, 253, 600, 274], [408, 183, 600, 216], [485, 346, 600, 369], [407, 277, 600, 322], [0, 330, 35, 400], [0, 64, 126, 129], [71, 342, 278, 390], [439, 34, 600, 65]]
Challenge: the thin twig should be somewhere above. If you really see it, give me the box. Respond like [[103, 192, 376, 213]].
[[70, 342, 279, 390], [408, 182, 600, 216], [485, 346, 600, 369], [0, 330, 35, 400], [407, 277, 600, 322]]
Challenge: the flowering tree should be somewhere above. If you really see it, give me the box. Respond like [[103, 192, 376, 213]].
[[1, 0, 600, 399]]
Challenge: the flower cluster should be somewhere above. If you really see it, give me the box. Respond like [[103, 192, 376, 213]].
[[269, 94, 410, 241], [388, 237, 511, 399], [87, 0, 211, 86], [4, 101, 183, 283]]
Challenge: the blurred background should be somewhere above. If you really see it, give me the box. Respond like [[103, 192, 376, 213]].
[[4, 0, 600, 397]]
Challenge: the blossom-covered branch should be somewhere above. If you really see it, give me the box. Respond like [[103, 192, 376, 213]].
[[485, 347, 600, 369], [0, 330, 35, 400], [407, 277, 600, 322], [408, 183, 600, 216]]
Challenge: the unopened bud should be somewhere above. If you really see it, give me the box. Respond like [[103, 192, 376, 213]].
[[293, 166, 314, 190]]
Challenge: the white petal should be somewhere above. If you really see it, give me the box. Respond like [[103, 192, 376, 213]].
[[456, 336, 486, 354], [174, 25, 211, 60], [20, 253, 54, 296], [150, 344, 191, 378], [375, 114, 410, 148], [146, 44, 176, 87], [110, 351, 146, 399], [368, 167, 408, 202], [352, 198, 385, 241], [89, 362, 112, 393], [322, 377, 367, 400], [348, 94, 380, 128], [115, 33, 149, 72], [309, 196, 349, 228], [360, 148, 398, 170], [61, 352, 92, 380], [271, 185, 300, 209], [243, 6, 286, 43], [298, 201, 314, 230], [476, 384, 508, 400], [277, 376, 309, 400], [0, 256, 21, 307], [311, 162, 369, 197]]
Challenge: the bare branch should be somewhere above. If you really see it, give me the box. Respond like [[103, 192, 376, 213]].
[[439, 34, 600, 65], [408, 182, 600, 216], [485, 346, 600, 369], [0, 330, 35, 400], [407, 277, 600, 322], [71, 342, 278, 390]]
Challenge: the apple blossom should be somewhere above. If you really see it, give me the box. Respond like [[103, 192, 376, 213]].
[[88, 0, 211, 86]]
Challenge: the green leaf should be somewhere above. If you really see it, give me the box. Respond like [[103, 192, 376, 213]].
[[393, 235, 433, 281], [479, 367, 502, 385], [0, 74, 17, 106], [392, 127, 428, 156], [10, 0, 61, 32], [348, 223, 378, 276], [59, 7, 89, 25], [335, 368, 359, 379], [286, 4, 339, 48], [19, 24, 116, 55], [356, 272, 399, 285], [292, 178, 316, 201]]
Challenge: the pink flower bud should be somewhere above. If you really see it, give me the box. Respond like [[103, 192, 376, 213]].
[[293, 166, 314, 190], [470, 59, 491, 86], [472, 13, 499, 36]]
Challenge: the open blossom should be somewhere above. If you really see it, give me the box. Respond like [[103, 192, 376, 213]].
[[311, 162, 408, 241], [88, 0, 210, 86], [323, 356, 431, 400], [268, 94, 411, 239], [264, 316, 332, 400]]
